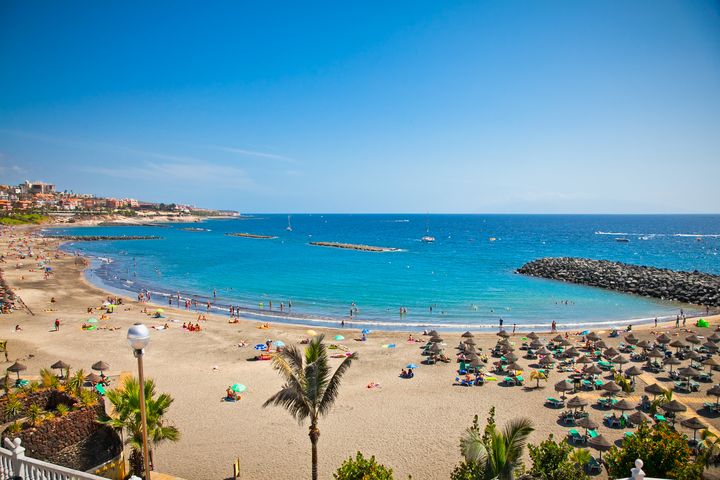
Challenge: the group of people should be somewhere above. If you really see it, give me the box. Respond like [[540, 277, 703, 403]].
[[182, 322, 202, 332]]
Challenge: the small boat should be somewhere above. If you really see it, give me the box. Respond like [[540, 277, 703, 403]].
[[696, 236, 702, 242], [286, 215, 293, 232], [615, 238, 630, 243], [421, 235, 435, 243]]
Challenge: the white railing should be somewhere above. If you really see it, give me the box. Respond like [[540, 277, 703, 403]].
[[0, 438, 105, 480]]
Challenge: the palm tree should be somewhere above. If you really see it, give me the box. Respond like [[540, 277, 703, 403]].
[[99, 376, 180, 478], [263, 334, 357, 480], [530, 370, 547, 389], [460, 417, 534, 480]]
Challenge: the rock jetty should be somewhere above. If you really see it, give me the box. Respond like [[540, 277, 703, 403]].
[[309, 241, 401, 252], [517, 257, 720, 306], [45, 235, 162, 241], [225, 233, 277, 239]]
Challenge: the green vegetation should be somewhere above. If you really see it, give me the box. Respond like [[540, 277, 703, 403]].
[[605, 422, 703, 479], [0, 213, 50, 225], [99, 376, 180, 478], [452, 408, 534, 480], [334, 452, 394, 480], [264, 334, 358, 480], [527, 434, 589, 480]]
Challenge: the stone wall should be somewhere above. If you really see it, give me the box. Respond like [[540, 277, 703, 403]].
[[517, 257, 720, 307], [0, 389, 75, 424]]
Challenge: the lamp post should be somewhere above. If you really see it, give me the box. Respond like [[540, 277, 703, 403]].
[[127, 323, 151, 480]]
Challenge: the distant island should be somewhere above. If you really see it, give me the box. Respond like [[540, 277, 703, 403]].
[[309, 241, 401, 252], [226, 232, 277, 239]]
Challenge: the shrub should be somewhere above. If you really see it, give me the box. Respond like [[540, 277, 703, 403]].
[[334, 452, 393, 480], [26, 404, 44, 426], [3, 395, 24, 419], [6, 422, 22, 435], [55, 403, 70, 417], [605, 422, 703, 479], [527, 434, 589, 480]]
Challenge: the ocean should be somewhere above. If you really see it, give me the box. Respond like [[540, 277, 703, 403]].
[[51, 214, 720, 332]]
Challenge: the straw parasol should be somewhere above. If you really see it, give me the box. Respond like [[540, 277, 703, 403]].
[[664, 357, 681, 372], [84, 372, 102, 384], [604, 347, 619, 358], [584, 364, 602, 375], [461, 331, 474, 338], [497, 330, 510, 338], [681, 417, 707, 443], [559, 338, 572, 347], [427, 330, 439, 337], [687, 350, 703, 361], [527, 332, 539, 340], [529, 340, 544, 350], [625, 365, 643, 377], [670, 340, 687, 352], [709, 332, 720, 343], [7, 361, 26, 380], [464, 338, 477, 346], [92, 361, 110, 372], [628, 410, 652, 426], [586, 332, 600, 342], [686, 334, 702, 346], [703, 357, 720, 372], [51, 360, 70, 377], [647, 349, 664, 359], [623, 334, 637, 345], [537, 346, 552, 356], [577, 416, 599, 438], [430, 336, 444, 343], [644, 383, 667, 398], [612, 355, 629, 366], [554, 380, 574, 399], [595, 340, 609, 349], [498, 339, 512, 348], [707, 385, 720, 407], [602, 381, 622, 397], [656, 333, 671, 344], [504, 352, 519, 362], [564, 347, 579, 357], [702, 341, 718, 352], [567, 395, 588, 410], [636, 340, 651, 350], [575, 355, 592, 365], [661, 399, 688, 414], [678, 366, 700, 379], [587, 434, 612, 460], [614, 398, 635, 412], [506, 362, 523, 372], [539, 355, 555, 366], [552, 335, 564, 343]]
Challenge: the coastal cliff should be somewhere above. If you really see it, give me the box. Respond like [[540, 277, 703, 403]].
[[517, 257, 720, 307]]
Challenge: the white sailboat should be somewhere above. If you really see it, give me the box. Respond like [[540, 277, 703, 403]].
[[421, 216, 435, 242], [286, 215, 293, 232]]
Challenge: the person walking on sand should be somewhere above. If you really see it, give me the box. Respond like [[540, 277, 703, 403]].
[[499, 318, 504, 330], [512, 324, 517, 334], [54, 318, 60, 331], [551, 320, 557, 332]]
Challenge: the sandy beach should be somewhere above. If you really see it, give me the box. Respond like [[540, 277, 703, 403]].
[[2, 226, 720, 480]]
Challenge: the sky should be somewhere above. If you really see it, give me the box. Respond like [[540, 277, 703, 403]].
[[1, 1, 719, 214]]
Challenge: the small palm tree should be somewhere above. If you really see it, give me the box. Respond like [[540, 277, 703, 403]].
[[264, 334, 358, 480], [99, 377, 180, 478], [40, 368, 60, 389], [530, 370, 547, 389], [460, 417, 534, 480], [66, 369, 85, 396]]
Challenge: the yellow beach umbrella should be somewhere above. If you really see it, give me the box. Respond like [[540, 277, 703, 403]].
[[306, 329, 318, 336]]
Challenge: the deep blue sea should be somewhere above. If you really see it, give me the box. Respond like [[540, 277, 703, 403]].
[[51, 214, 720, 332]]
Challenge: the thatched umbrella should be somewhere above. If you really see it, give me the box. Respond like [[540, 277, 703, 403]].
[[92, 361, 110, 372], [527, 332, 539, 340], [576, 355, 592, 365], [464, 338, 477, 346], [537, 346, 552, 356], [623, 335, 637, 345], [664, 356, 681, 372], [647, 349, 665, 359], [554, 380, 574, 399], [625, 365, 643, 377], [559, 338, 572, 347], [588, 434, 612, 460], [461, 331, 474, 338], [577, 416, 599, 438], [612, 355, 629, 366], [702, 341, 718, 353], [602, 381, 622, 397], [687, 350, 703, 361], [50, 360, 70, 378], [708, 385, 720, 407], [506, 362, 523, 373], [586, 332, 600, 342], [552, 335, 564, 343], [628, 410, 652, 426], [604, 347, 619, 358], [539, 355, 555, 366], [595, 340, 609, 349], [656, 333, 671, 344], [704, 357, 720, 372], [678, 366, 700, 380], [670, 340, 687, 353], [584, 364, 602, 375], [564, 347, 579, 357], [686, 334, 702, 347], [498, 339, 512, 348], [644, 383, 667, 399], [681, 417, 707, 443], [636, 340, 651, 350], [84, 372, 102, 384], [567, 395, 588, 410], [430, 336, 444, 343], [709, 332, 720, 343], [497, 330, 510, 338], [504, 352, 519, 362], [529, 340, 544, 350], [614, 398, 635, 412], [661, 400, 688, 425], [7, 361, 26, 380]]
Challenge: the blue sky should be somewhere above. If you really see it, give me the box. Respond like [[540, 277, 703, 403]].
[[1, 1, 719, 213]]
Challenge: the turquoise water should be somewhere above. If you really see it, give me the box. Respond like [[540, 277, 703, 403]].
[[52, 214, 720, 331]]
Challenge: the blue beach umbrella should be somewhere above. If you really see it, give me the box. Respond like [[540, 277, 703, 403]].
[[274, 340, 286, 347], [406, 363, 417, 369], [254, 344, 267, 351], [334, 335, 345, 341], [362, 329, 371, 335]]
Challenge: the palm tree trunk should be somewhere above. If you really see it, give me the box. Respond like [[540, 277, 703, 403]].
[[309, 422, 320, 480]]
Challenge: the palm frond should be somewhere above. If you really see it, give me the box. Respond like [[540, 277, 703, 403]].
[[263, 385, 311, 423], [460, 423, 488, 464], [318, 352, 357, 417], [502, 417, 534, 464]]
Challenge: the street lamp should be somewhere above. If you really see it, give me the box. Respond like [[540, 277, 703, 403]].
[[127, 323, 151, 480]]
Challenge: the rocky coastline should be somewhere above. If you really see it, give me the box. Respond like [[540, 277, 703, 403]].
[[43, 235, 162, 241], [517, 257, 720, 307]]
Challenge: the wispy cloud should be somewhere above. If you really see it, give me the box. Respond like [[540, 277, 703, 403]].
[[209, 145, 295, 163]]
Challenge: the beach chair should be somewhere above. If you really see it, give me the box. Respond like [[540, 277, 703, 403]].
[[594, 379, 604, 389], [581, 379, 593, 390], [698, 372, 713, 383], [546, 397, 565, 408], [587, 457, 602, 475], [624, 431, 634, 439], [654, 414, 667, 423], [568, 428, 584, 445], [515, 375, 524, 386], [588, 429, 599, 439], [598, 361, 613, 370], [95, 383, 107, 396]]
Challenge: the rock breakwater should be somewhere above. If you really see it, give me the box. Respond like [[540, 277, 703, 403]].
[[517, 257, 720, 307], [45, 235, 162, 241], [309, 241, 401, 252]]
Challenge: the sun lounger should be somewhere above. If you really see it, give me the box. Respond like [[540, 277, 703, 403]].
[[654, 414, 666, 423], [95, 383, 107, 396], [598, 361, 613, 370], [546, 397, 565, 408], [587, 457, 602, 474], [588, 429, 599, 439], [568, 428, 584, 445], [624, 431, 634, 438]]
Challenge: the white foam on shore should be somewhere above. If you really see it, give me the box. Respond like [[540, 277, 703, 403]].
[[595, 231, 720, 238]]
